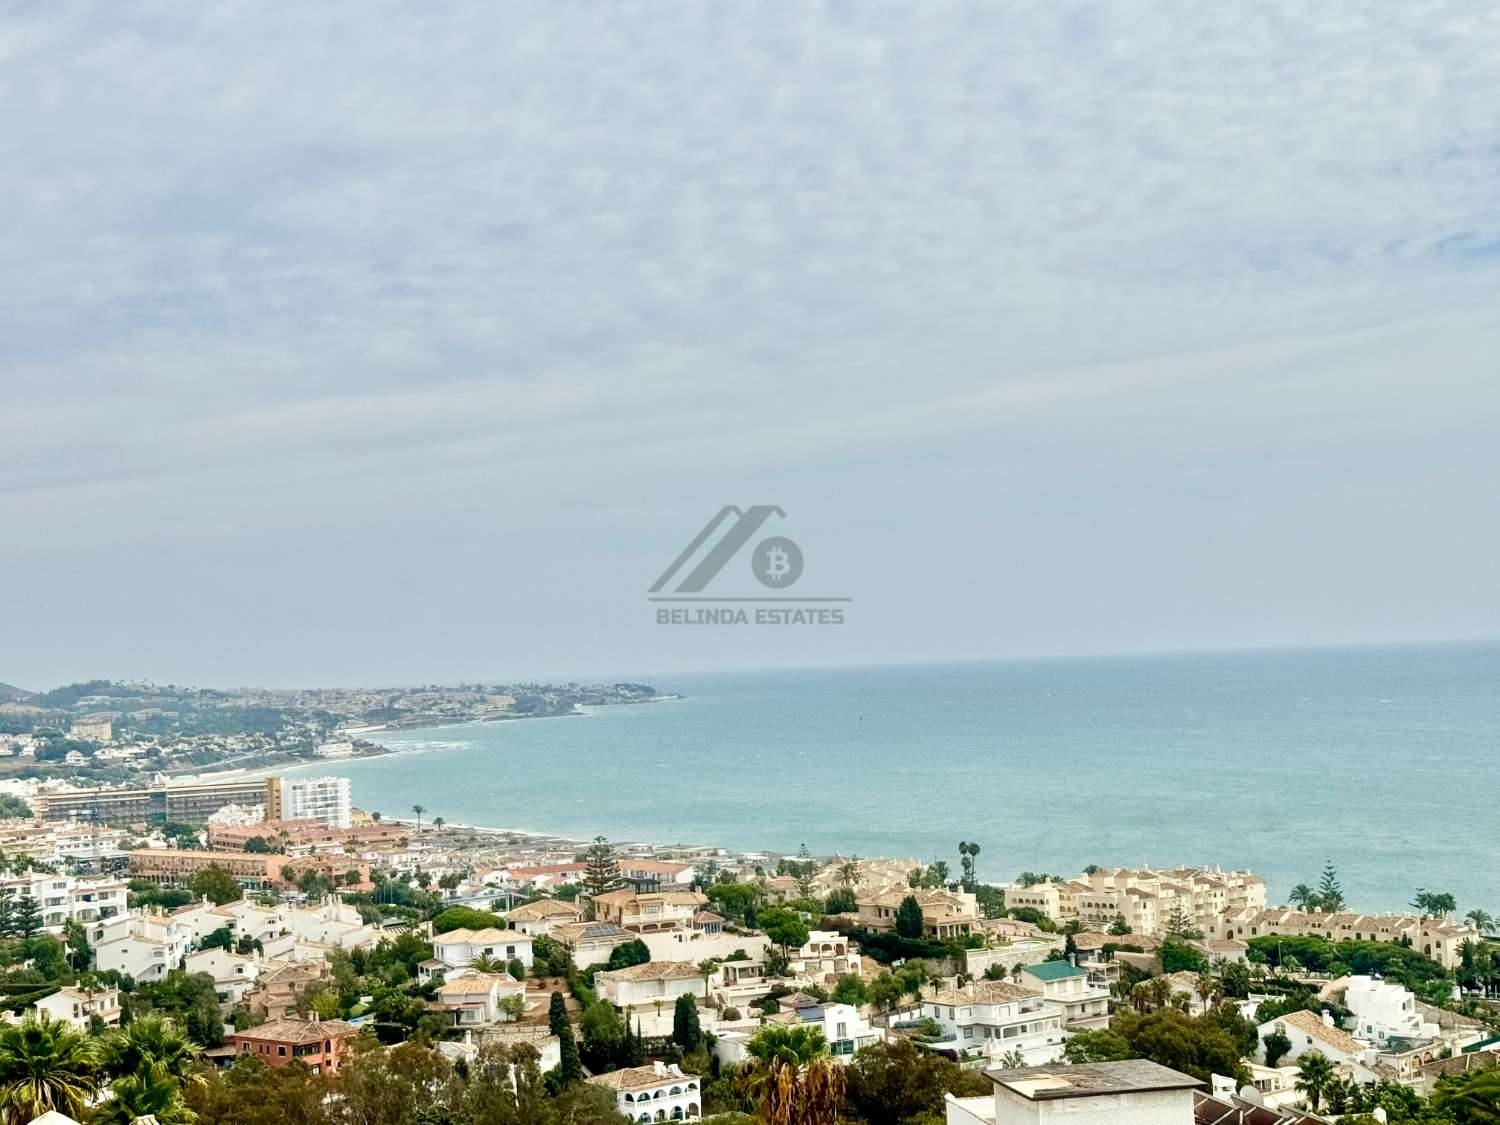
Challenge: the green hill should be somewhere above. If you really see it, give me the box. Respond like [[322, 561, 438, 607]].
[[0, 682, 34, 703]]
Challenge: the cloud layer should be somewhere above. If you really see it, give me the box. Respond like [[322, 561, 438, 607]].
[[2, 2, 1498, 684]]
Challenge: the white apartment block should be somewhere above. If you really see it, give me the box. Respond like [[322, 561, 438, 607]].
[[922, 981, 1065, 1069], [271, 776, 352, 828], [1010, 866, 1265, 938], [1344, 975, 1436, 1047], [92, 910, 192, 982], [0, 871, 128, 931]]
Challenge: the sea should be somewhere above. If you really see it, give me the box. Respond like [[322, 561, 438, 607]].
[[280, 641, 1500, 915]]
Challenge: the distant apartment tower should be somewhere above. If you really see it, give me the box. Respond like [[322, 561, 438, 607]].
[[266, 776, 352, 829], [69, 716, 115, 743]]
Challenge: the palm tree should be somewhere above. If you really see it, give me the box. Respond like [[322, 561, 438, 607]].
[[1432, 1067, 1500, 1123], [1465, 908, 1494, 934], [470, 954, 506, 974], [698, 958, 720, 1002], [411, 804, 426, 832], [997, 1047, 1027, 1069], [747, 1025, 843, 1125], [95, 1061, 196, 1125], [0, 1010, 101, 1124], [101, 1014, 200, 1079], [1288, 883, 1317, 910], [1295, 1051, 1336, 1111], [432, 816, 445, 833]]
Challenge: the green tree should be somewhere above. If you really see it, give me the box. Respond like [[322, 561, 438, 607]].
[[842, 1039, 990, 1125], [1159, 940, 1208, 974], [11, 895, 42, 939], [1062, 1029, 1135, 1063], [582, 836, 621, 902], [0, 1011, 101, 1124], [1295, 1050, 1336, 1111], [604, 939, 651, 971], [895, 895, 925, 940], [1315, 862, 1344, 912], [759, 907, 811, 953], [430, 905, 507, 933], [190, 865, 241, 906], [1288, 884, 1318, 910], [830, 974, 868, 1006], [101, 1014, 200, 1078], [1432, 1066, 1500, 1123], [1261, 1028, 1292, 1068], [94, 1061, 195, 1125], [672, 993, 702, 1053], [411, 804, 425, 832]]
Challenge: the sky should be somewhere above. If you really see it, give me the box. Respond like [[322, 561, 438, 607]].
[[3, 2, 1499, 689]]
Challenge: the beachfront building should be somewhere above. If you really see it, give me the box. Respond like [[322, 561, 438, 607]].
[[265, 776, 352, 829], [1218, 908, 1479, 970], [921, 981, 1065, 1068], [944, 1060, 1204, 1125], [589, 1061, 701, 1123], [857, 888, 978, 939], [590, 888, 709, 934], [1017, 961, 1111, 1029], [1038, 866, 1269, 938], [595, 960, 703, 1009]]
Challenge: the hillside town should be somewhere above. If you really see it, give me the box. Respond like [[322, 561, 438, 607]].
[[0, 771, 1497, 1125]]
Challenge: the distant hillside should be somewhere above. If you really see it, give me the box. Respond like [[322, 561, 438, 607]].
[[0, 682, 34, 703]]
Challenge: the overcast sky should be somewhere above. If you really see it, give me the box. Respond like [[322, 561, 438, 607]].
[[3, 2, 1499, 689]]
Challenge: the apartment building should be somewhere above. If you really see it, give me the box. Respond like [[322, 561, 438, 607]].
[[35, 777, 268, 825], [92, 909, 192, 982], [128, 848, 285, 888], [0, 870, 128, 931], [265, 776, 352, 829], [1217, 907, 1479, 969], [1019, 866, 1268, 938]]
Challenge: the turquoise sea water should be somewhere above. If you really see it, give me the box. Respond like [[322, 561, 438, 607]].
[[283, 642, 1500, 914]]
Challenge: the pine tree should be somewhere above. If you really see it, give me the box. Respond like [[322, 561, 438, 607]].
[[1316, 862, 1345, 912], [672, 993, 702, 1053], [583, 836, 621, 901], [13, 894, 41, 938]]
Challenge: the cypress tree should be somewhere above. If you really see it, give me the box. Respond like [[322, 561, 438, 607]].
[[672, 993, 702, 1053]]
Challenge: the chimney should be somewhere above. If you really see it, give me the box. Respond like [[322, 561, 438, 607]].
[[1321, 1010, 1335, 1028]]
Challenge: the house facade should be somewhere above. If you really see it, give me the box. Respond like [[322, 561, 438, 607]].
[[590, 1061, 701, 1122], [1017, 961, 1110, 1029], [227, 1016, 358, 1075], [922, 981, 1065, 1068]]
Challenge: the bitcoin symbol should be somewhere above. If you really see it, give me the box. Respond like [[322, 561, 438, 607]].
[[753, 536, 803, 588]]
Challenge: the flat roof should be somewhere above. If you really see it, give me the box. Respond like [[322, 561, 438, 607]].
[[986, 1060, 1203, 1101]]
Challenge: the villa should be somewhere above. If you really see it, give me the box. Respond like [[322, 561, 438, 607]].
[[590, 1061, 701, 1122]]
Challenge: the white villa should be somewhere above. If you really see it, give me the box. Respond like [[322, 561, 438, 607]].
[[433, 971, 527, 1028], [922, 981, 1065, 1068], [503, 898, 584, 937], [590, 1061, 701, 1122], [33, 984, 123, 1030], [789, 930, 861, 982], [428, 927, 533, 979], [1017, 961, 1110, 1029], [595, 961, 704, 1009]]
